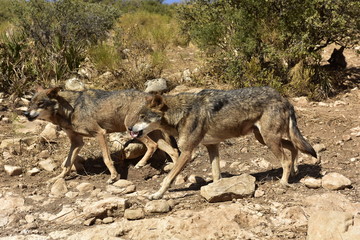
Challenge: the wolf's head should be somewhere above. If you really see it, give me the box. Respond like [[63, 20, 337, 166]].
[[24, 87, 61, 122], [128, 94, 167, 138]]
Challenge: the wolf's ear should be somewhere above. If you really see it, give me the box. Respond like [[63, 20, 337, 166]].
[[146, 94, 167, 111], [46, 87, 61, 98]]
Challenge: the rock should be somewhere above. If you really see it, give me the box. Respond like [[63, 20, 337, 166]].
[[15, 120, 43, 134], [78, 67, 92, 79], [144, 78, 168, 93], [3, 151, 12, 160], [97, 71, 115, 83], [334, 100, 347, 106], [219, 160, 227, 168], [65, 76, 85, 91], [38, 150, 50, 159], [144, 200, 171, 214], [313, 143, 326, 153], [124, 142, 147, 159], [40, 123, 58, 142], [174, 174, 186, 185], [307, 211, 355, 240], [124, 208, 145, 220], [76, 182, 95, 194], [51, 179, 68, 197], [38, 159, 57, 172], [182, 69, 192, 82], [106, 184, 136, 195], [0, 138, 22, 150], [322, 172, 352, 190], [188, 174, 206, 184], [251, 157, 272, 169], [102, 217, 114, 224], [113, 179, 134, 188], [65, 191, 79, 199], [83, 217, 96, 226], [4, 165, 23, 176], [292, 96, 309, 106], [82, 197, 129, 219], [163, 163, 174, 172], [200, 174, 256, 203], [301, 176, 322, 189], [27, 167, 41, 176], [254, 189, 265, 198]]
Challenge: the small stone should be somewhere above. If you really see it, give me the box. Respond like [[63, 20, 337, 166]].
[[39, 159, 57, 172], [4, 165, 23, 176], [124, 208, 145, 220], [65, 191, 79, 198], [342, 135, 352, 142], [28, 167, 41, 176], [188, 174, 206, 184], [102, 217, 114, 224], [83, 217, 96, 226], [174, 174, 186, 185], [144, 200, 171, 214], [254, 189, 265, 198], [51, 178, 68, 197], [40, 123, 58, 142], [163, 163, 174, 172], [313, 144, 326, 153], [322, 172, 352, 190], [200, 174, 256, 203], [38, 150, 50, 159], [301, 177, 322, 189], [76, 182, 95, 194]]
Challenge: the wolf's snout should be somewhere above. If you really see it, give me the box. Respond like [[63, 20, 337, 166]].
[[128, 126, 133, 131]]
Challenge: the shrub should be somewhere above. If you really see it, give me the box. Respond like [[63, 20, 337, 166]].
[[177, 0, 360, 98]]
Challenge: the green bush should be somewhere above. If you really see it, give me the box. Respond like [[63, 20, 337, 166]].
[[177, 0, 360, 98], [0, 0, 119, 95]]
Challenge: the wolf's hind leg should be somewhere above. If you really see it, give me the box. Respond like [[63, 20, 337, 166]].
[[97, 131, 119, 184], [205, 144, 221, 181]]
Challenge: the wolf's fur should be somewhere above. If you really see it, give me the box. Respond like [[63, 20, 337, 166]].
[[25, 87, 178, 184], [128, 87, 317, 199]]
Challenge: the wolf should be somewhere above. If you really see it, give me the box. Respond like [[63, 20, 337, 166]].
[[128, 86, 317, 199], [24, 87, 178, 184], [328, 46, 347, 69]]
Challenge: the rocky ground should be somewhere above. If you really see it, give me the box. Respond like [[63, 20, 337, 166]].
[[0, 46, 360, 240]]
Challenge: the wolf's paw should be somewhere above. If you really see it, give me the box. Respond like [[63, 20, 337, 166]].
[[279, 179, 293, 188], [134, 162, 146, 169], [148, 192, 163, 200], [106, 176, 119, 184]]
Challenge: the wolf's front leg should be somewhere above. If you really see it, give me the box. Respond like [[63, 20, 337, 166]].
[[48, 132, 84, 183], [149, 150, 192, 200]]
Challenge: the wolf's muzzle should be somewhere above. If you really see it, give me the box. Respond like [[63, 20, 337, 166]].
[[128, 126, 143, 138]]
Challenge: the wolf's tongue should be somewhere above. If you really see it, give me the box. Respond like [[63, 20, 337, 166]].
[[130, 131, 138, 138]]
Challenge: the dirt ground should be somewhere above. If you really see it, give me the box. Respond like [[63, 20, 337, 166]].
[[0, 45, 359, 239]]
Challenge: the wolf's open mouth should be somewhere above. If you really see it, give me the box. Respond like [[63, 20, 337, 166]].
[[130, 130, 143, 138]]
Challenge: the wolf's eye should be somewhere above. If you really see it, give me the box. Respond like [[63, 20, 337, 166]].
[[139, 114, 145, 120], [38, 101, 45, 108]]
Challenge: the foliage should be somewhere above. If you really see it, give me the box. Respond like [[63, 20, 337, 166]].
[[177, 0, 360, 98], [0, 30, 34, 95], [0, 0, 119, 95], [101, 10, 179, 89]]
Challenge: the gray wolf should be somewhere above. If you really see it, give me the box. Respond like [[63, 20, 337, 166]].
[[128, 86, 317, 199], [24, 87, 178, 184], [328, 46, 347, 69]]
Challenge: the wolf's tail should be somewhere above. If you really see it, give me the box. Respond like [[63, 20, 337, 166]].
[[289, 108, 317, 158]]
